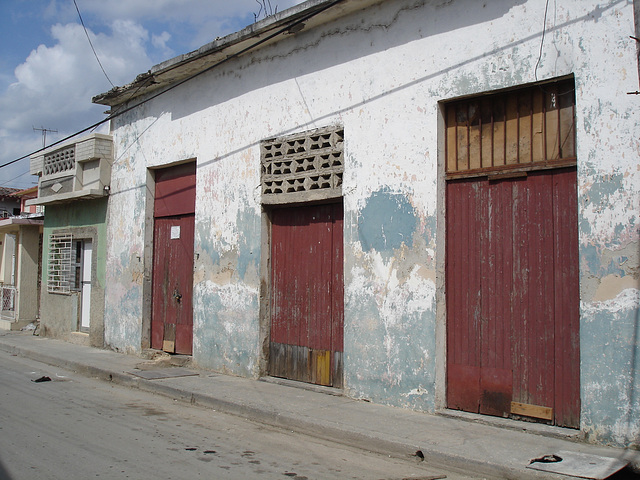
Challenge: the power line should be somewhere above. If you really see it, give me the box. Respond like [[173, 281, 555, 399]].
[[74, 0, 115, 88], [534, 0, 551, 82], [0, 0, 346, 171]]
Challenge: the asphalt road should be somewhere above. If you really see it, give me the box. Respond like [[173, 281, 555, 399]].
[[0, 350, 484, 480]]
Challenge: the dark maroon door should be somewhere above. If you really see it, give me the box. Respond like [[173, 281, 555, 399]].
[[151, 215, 195, 354], [446, 168, 579, 428], [270, 203, 344, 387], [152, 163, 196, 355]]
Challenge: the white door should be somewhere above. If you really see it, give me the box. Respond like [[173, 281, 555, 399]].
[[80, 240, 92, 330]]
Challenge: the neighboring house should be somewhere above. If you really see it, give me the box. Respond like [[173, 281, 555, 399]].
[[0, 187, 20, 218], [0, 187, 43, 330], [93, 0, 639, 446], [27, 133, 112, 347], [16, 186, 43, 215]]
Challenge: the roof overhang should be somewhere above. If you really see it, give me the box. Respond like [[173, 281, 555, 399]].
[[93, 0, 382, 108], [25, 190, 107, 207], [0, 217, 44, 232]]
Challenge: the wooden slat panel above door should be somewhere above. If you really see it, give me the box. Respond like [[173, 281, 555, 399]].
[[445, 78, 576, 179]]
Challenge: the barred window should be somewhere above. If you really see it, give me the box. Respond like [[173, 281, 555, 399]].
[[48, 234, 73, 293], [48, 234, 85, 293]]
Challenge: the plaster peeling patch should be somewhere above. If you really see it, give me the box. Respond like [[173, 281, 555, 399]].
[[347, 245, 436, 387], [358, 189, 417, 258], [593, 275, 640, 302], [401, 386, 429, 397], [582, 288, 639, 315]]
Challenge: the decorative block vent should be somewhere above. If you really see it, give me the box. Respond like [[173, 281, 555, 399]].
[[261, 126, 344, 204], [48, 233, 73, 294], [44, 146, 76, 176]]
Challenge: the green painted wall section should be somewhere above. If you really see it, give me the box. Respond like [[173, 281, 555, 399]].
[[41, 197, 108, 288]]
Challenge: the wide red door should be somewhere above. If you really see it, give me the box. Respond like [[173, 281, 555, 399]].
[[446, 168, 579, 428], [151, 163, 196, 355], [270, 203, 344, 387]]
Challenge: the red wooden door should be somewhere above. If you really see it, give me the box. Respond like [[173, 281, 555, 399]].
[[270, 203, 344, 387], [446, 168, 579, 428], [151, 215, 195, 354], [152, 163, 196, 355]]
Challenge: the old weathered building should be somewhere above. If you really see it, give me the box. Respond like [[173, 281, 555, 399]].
[[94, 0, 639, 446]]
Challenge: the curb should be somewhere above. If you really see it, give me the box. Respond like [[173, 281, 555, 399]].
[[0, 338, 565, 479]]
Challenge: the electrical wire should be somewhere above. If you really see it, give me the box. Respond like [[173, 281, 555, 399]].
[[74, 0, 115, 88], [0, 0, 345, 172], [534, 0, 551, 82], [0, 169, 32, 187]]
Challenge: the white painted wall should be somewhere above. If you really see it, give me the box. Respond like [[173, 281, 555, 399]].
[[104, 0, 639, 445]]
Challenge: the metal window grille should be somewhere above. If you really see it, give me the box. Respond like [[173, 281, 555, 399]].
[[1, 286, 16, 319], [44, 146, 76, 176], [47, 233, 73, 293], [261, 126, 344, 203]]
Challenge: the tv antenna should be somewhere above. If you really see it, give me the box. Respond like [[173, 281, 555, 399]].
[[33, 126, 58, 148]]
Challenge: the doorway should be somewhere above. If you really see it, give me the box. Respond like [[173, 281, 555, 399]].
[[269, 202, 344, 387], [151, 163, 196, 355]]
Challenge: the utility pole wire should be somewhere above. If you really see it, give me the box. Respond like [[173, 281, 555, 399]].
[[74, 0, 115, 88], [0, 0, 346, 171]]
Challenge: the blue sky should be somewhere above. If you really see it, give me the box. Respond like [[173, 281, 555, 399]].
[[0, 0, 305, 189]]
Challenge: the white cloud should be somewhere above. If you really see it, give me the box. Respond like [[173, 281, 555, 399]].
[[0, 0, 307, 187], [2, 21, 152, 132], [152, 31, 172, 50], [0, 19, 154, 187]]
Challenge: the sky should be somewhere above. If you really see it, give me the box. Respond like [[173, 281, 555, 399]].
[[0, 0, 305, 189]]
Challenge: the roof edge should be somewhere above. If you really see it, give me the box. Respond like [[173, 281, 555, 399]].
[[93, 0, 379, 107]]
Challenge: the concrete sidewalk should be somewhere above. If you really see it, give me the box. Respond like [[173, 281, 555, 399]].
[[0, 331, 637, 479]]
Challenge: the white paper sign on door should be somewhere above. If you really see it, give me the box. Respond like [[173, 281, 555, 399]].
[[170, 226, 181, 239]]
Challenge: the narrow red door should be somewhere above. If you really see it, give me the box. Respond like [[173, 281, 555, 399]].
[[151, 163, 196, 355], [151, 216, 195, 354], [446, 168, 579, 427], [270, 203, 344, 387]]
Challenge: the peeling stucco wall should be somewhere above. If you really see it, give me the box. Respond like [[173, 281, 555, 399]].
[[104, 0, 639, 445]]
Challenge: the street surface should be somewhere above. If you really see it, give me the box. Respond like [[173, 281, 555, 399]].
[[0, 350, 485, 480]]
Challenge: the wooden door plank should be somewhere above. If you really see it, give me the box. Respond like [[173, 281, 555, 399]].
[[480, 98, 494, 168], [518, 91, 532, 163], [175, 215, 195, 355], [526, 173, 555, 410], [552, 169, 580, 428], [511, 178, 529, 405], [493, 98, 506, 167], [559, 91, 576, 159], [469, 101, 482, 170], [545, 84, 560, 160], [505, 95, 519, 164], [151, 220, 167, 351], [456, 105, 469, 171], [532, 89, 545, 162], [331, 203, 345, 387], [511, 401, 553, 420]]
